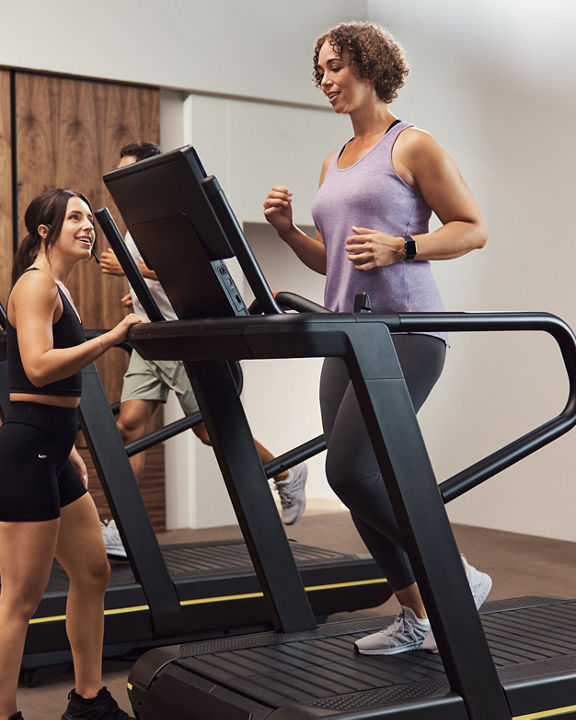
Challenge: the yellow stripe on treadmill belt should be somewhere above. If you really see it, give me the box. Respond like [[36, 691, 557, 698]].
[[30, 604, 150, 623], [514, 705, 576, 719], [304, 578, 387, 592], [30, 578, 389, 622], [180, 592, 263, 606]]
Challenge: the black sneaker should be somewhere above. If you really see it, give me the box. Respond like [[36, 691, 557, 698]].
[[62, 687, 135, 720], [9, 713, 24, 720]]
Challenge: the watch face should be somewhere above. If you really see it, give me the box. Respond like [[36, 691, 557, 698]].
[[404, 237, 417, 260]]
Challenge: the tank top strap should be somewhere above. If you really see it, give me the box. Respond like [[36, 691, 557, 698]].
[[328, 120, 414, 177]]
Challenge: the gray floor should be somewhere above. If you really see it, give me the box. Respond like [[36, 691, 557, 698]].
[[17, 511, 576, 718]]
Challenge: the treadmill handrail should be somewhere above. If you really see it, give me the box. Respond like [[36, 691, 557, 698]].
[[125, 410, 325, 476], [263, 434, 326, 478], [391, 312, 576, 502], [84, 329, 131, 355], [274, 291, 333, 314], [95, 207, 166, 323], [124, 412, 203, 456], [130, 309, 576, 504]]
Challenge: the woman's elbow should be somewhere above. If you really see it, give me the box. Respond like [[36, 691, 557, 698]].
[[28, 374, 47, 388], [471, 219, 488, 250], [25, 366, 52, 388], [476, 230, 488, 250]]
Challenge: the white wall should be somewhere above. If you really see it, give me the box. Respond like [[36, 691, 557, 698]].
[[160, 93, 349, 527], [242, 223, 329, 500], [0, 0, 364, 107], [368, 0, 576, 540]]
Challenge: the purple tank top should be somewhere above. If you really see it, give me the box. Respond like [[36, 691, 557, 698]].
[[311, 121, 447, 343]]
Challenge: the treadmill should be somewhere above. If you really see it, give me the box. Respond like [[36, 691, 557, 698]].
[[104, 145, 576, 720], [0, 237, 391, 683]]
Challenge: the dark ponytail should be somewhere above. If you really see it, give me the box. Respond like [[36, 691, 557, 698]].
[[12, 188, 93, 285], [12, 233, 43, 285]]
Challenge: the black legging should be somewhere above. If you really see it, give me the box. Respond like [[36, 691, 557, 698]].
[[319, 333, 446, 590]]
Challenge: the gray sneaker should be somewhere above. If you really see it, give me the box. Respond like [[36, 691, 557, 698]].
[[463, 555, 492, 607], [275, 464, 308, 525], [422, 556, 492, 653], [101, 519, 127, 560], [355, 606, 430, 655]]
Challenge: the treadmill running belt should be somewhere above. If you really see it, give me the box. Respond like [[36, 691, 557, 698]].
[[131, 597, 576, 719], [41, 540, 367, 591]]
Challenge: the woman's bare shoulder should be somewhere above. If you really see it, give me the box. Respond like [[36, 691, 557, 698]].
[[396, 126, 440, 153], [319, 149, 338, 186], [14, 268, 57, 292], [10, 270, 59, 313]]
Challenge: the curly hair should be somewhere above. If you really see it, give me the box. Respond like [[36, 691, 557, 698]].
[[313, 22, 409, 104]]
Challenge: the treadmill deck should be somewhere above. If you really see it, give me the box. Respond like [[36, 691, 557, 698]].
[[129, 597, 576, 719]]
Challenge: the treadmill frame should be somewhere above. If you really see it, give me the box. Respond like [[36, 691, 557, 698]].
[[131, 310, 571, 720]]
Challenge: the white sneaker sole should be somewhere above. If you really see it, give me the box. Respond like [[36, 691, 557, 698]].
[[354, 639, 425, 656]]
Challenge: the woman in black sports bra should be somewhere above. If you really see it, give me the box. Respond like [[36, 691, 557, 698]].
[[0, 189, 143, 720]]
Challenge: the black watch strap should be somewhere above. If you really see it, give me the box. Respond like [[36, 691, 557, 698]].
[[403, 235, 417, 261]]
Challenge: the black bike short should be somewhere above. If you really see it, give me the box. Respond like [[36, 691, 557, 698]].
[[0, 402, 87, 522]]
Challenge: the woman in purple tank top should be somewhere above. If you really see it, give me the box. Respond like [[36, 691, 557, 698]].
[[264, 22, 490, 656]]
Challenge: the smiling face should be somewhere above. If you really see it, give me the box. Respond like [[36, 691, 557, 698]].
[[46, 196, 95, 263], [316, 40, 375, 114]]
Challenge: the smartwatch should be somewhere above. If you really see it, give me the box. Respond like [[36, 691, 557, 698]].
[[403, 235, 417, 261]]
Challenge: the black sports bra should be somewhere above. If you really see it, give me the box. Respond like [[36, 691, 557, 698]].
[[7, 269, 84, 396]]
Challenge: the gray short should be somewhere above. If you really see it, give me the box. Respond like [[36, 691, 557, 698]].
[[120, 351, 200, 416]]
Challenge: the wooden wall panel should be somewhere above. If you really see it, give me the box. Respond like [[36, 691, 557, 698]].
[[14, 72, 164, 526], [78, 439, 166, 532], [0, 71, 12, 308], [15, 73, 160, 389]]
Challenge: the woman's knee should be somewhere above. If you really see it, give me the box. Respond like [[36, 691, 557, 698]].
[[68, 556, 111, 594], [20, 592, 45, 621], [325, 453, 363, 502], [325, 444, 371, 489], [1, 584, 46, 623], [88, 557, 111, 591], [326, 453, 400, 532]]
